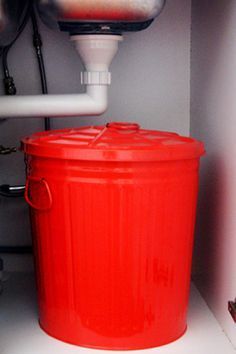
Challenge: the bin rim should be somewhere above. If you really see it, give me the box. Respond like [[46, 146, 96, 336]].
[[21, 122, 205, 162]]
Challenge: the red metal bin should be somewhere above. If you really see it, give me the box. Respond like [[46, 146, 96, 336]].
[[22, 122, 205, 350]]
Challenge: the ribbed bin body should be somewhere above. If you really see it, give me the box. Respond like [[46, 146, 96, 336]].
[[22, 122, 204, 350]]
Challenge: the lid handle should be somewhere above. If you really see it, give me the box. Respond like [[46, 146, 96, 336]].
[[106, 122, 140, 132]]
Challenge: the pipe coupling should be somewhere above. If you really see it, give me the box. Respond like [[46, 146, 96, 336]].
[[81, 71, 111, 85]]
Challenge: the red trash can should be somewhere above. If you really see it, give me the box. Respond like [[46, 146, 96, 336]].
[[22, 122, 205, 350]]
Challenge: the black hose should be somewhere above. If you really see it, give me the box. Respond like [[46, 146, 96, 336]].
[[0, 246, 32, 254], [2, 2, 32, 95], [0, 185, 25, 198], [31, 7, 51, 131], [0, 5, 51, 201], [2, 1, 32, 80], [0, 4, 49, 254]]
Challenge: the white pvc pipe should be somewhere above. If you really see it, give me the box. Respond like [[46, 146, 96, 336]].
[[0, 85, 107, 118], [0, 35, 122, 119]]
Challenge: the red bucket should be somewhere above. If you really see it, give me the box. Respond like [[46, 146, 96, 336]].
[[22, 122, 205, 350]]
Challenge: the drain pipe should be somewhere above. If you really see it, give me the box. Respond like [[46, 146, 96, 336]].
[[0, 35, 122, 118]]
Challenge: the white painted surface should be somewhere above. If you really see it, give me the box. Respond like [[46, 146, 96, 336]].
[[0, 0, 191, 248], [0, 273, 234, 354], [191, 0, 236, 347]]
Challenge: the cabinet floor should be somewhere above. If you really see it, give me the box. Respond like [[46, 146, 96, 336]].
[[0, 273, 235, 354]]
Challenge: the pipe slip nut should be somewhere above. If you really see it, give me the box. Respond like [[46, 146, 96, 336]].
[[81, 71, 111, 85]]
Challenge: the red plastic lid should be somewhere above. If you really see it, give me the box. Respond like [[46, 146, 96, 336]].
[[21, 122, 205, 161]]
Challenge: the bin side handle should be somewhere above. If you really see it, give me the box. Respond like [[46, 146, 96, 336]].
[[25, 176, 52, 211]]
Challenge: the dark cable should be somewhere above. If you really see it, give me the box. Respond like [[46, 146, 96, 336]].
[[0, 185, 25, 198], [0, 5, 51, 201], [0, 4, 50, 253], [0, 246, 32, 254], [2, 1, 32, 73], [31, 8, 51, 131], [2, 1, 32, 95]]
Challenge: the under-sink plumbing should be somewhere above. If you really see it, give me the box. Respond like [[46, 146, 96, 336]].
[[0, 35, 122, 118]]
